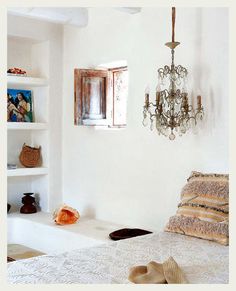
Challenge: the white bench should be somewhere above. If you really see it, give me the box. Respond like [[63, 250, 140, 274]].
[[8, 212, 127, 254]]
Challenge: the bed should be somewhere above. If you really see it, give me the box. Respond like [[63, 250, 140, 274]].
[[7, 231, 228, 284]]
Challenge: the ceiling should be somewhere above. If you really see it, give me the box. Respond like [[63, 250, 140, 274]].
[[7, 7, 141, 27]]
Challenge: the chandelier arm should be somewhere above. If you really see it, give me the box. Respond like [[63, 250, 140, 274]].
[[148, 102, 157, 107], [154, 107, 159, 115], [187, 116, 197, 126], [149, 112, 156, 118], [195, 109, 204, 119], [187, 116, 195, 121], [161, 111, 172, 120], [162, 89, 170, 101], [188, 105, 194, 111], [175, 111, 182, 118]]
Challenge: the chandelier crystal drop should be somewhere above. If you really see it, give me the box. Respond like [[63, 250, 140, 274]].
[[142, 7, 204, 140]]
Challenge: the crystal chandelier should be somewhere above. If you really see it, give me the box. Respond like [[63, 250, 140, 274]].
[[142, 7, 204, 140]]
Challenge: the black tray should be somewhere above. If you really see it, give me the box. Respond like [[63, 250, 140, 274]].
[[109, 228, 152, 241]]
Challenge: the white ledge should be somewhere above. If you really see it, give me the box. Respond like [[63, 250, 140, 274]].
[[7, 167, 48, 177], [7, 122, 48, 130], [7, 212, 128, 254], [7, 75, 48, 88]]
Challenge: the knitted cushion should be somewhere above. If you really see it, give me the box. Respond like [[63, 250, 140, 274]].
[[165, 171, 229, 245]]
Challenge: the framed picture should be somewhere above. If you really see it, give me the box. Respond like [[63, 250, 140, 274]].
[[7, 89, 33, 122]]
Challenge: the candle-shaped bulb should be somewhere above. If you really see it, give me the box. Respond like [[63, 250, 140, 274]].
[[145, 85, 150, 94], [150, 120, 154, 131], [142, 116, 148, 127], [185, 97, 189, 112], [182, 94, 188, 112], [159, 103, 163, 114], [156, 80, 161, 92], [197, 95, 202, 110], [145, 85, 150, 105], [156, 91, 160, 106]]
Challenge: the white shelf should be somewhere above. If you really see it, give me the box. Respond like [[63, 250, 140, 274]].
[[7, 122, 48, 130], [7, 75, 48, 88], [7, 167, 48, 177]]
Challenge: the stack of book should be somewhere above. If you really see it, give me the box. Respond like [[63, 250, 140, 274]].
[[7, 163, 17, 170]]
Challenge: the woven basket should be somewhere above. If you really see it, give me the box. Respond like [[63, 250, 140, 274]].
[[19, 143, 42, 168]]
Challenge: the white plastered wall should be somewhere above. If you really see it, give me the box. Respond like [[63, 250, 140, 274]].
[[62, 7, 228, 231]]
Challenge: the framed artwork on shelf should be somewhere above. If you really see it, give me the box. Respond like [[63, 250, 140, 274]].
[[7, 89, 33, 122]]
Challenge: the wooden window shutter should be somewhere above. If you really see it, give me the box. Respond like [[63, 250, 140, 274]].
[[74, 69, 112, 125], [109, 67, 128, 127]]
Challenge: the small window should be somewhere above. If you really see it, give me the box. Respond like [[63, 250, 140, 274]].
[[74, 66, 128, 128]]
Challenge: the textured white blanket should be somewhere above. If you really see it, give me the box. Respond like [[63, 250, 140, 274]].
[[7, 231, 228, 284]]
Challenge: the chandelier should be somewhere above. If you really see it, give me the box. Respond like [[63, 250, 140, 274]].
[[142, 7, 204, 140]]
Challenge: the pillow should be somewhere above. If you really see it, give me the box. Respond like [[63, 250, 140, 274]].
[[165, 171, 229, 245]]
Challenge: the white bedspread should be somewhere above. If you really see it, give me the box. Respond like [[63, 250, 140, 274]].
[[7, 231, 228, 284]]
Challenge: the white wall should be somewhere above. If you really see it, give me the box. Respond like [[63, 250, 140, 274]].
[[63, 8, 228, 230], [62, 7, 228, 231], [7, 7, 228, 230]]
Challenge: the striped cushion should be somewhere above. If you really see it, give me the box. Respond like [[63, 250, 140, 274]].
[[165, 171, 229, 245]]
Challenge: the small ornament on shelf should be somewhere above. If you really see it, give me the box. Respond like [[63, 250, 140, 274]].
[[20, 193, 37, 214], [7, 163, 17, 170], [53, 204, 80, 225], [19, 143, 42, 168], [7, 67, 27, 76]]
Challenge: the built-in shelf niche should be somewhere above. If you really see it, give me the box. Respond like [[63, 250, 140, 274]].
[[7, 130, 48, 168], [7, 36, 49, 79], [7, 35, 50, 212], [7, 175, 49, 212]]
